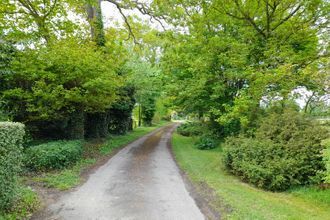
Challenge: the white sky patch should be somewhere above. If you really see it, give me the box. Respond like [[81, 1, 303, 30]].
[[292, 87, 330, 107], [100, 1, 165, 30]]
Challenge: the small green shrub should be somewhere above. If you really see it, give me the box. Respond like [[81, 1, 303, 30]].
[[224, 109, 328, 191], [177, 122, 204, 137], [195, 136, 217, 150], [0, 122, 25, 211], [24, 140, 83, 171]]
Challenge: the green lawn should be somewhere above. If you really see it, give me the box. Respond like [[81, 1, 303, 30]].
[[172, 133, 330, 220], [31, 121, 170, 191]]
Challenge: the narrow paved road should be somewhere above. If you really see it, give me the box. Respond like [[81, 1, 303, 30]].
[[39, 124, 204, 220]]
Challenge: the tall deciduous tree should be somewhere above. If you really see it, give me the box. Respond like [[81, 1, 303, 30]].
[[160, 0, 329, 134]]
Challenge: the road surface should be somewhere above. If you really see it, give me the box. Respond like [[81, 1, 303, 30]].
[[38, 124, 204, 220]]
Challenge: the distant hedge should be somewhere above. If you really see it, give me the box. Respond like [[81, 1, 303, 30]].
[[24, 140, 83, 171], [177, 122, 204, 137], [224, 110, 328, 191], [0, 122, 25, 211]]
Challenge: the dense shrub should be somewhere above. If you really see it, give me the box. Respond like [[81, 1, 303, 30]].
[[142, 97, 156, 126], [24, 140, 83, 171], [1, 40, 120, 140], [107, 86, 136, 135], [177, 122, 204, 137], [0, 122, 25, 211], [323, 140, 330, 184], [224, 109, 328, 191], [195, 135, 217, 150]]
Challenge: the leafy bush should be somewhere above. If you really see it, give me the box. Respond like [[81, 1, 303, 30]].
[[24, 140, 83, 171], [0, 122, 25, 211], [195, 135, 217, 150], [2, 40, 120, 140], [323, 139, 330, 184], [224, 109, 328, 191], [177, 122, 204, 137]]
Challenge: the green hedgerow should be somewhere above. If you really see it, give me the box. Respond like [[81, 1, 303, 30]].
[[0, 122, 25, 211]]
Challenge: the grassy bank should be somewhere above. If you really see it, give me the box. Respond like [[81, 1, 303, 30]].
[[172, 133, 330, 220], [30, 121, 170, 191]]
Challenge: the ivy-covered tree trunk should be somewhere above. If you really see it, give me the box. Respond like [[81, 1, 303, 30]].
[[83, 0, 109, 139], [87, 0, 106, 47]]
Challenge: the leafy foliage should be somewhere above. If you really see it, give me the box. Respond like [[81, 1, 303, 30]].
[[107, 86, 136, 135], [161, 0, 329, 135], [322, 138, 330, 184], [3, 39, 119, 120], [141, 97, 156, 126], [1, 39, 121, 139], [176, 122, 205, 137], [125, 55, 162, 126], [195, 135, 217, 150], [24, 140, 83, 171], [224, 109, 328, 191], [0, 122, 25, 211]]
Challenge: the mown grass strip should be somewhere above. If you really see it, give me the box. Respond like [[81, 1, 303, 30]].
[[172, 133, 330, 220]]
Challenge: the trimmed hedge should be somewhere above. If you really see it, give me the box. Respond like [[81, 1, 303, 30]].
[[0, 122, 25, 211], [24, 140, 83, 171], [224, 110, 328, 191]]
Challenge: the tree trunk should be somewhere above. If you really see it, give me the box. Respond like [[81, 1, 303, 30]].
[[86, 0, 106, 47], [304, 92, 316, 113]]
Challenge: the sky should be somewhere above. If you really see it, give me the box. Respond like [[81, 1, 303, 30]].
[[100, 1, 163, 29]]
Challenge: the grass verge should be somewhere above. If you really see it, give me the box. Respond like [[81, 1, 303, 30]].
[[172, 133, 330, 220], [0, 186, 40, 220], [30, 159, 96, 191]]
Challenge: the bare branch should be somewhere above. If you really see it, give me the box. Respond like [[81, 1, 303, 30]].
[[44, 0, 58, 18], [106, 0, 138, 44], [104, 0, 166, 31], [231, 0, 266, 38], [271, 4, 302, 31], [18, 0, 39, 17]]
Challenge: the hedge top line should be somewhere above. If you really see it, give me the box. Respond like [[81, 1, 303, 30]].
[[0, 122, 25, 146], [0, 122, 25, 127]]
